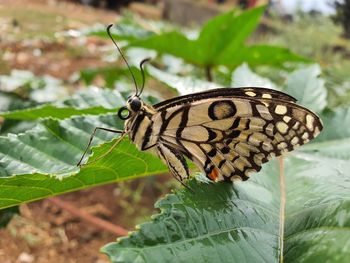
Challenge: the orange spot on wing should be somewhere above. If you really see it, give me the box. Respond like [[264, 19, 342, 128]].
[[208, 168, 219, 181]]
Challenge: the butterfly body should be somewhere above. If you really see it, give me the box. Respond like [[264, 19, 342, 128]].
[[122, 87, 323, 184]]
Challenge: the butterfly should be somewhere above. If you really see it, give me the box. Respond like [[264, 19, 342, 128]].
[[77, 25, 323, 187]]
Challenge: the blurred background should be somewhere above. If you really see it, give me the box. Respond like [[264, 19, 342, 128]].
[[0, 0, 349, 262]]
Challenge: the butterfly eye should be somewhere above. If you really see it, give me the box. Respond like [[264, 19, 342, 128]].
[[118, 106, 130, 120], [130, 97, 142, 112]]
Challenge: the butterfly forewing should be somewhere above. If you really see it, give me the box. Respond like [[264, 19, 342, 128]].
[[154, 87, 297, 110], [126, 87, 323, 183]]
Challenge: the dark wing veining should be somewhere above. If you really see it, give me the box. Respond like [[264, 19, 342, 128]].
[[153, 93, 322, 182]]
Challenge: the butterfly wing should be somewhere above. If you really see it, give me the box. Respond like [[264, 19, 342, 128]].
[[152, 88, 323, 182], [155, 87, 297, 110]]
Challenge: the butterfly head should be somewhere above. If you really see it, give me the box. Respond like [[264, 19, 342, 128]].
[[127, 95, 142, 112], [118, 95, 143, 120], [106, 24, 151, 121]]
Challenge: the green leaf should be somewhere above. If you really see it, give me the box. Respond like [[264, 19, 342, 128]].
[[196, 6, 265, 65], [284, 64, 328, 113], [102, 152, 350, 262], [0, 89, 125, 120], [0, 115, 167, 209], [129, 31, 201, 65], [127, 7, 307, 68], [0, 105, 116, 121], [283, 154, 350, 263], [217, 45, 310, 68], [103, 170, 280, 263]]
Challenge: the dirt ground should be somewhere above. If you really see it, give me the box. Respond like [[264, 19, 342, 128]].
[[0, 177, 173, 263], [0, 0, 174, 262]]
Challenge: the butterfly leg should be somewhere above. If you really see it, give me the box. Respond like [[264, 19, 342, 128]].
[[82, 134, 126, 166], [77, 127, 124, 166], [157, 144, 194, 192]]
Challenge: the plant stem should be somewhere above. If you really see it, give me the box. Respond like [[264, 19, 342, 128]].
[[205, 66, 213, 82], [278, 157, 286, 263]]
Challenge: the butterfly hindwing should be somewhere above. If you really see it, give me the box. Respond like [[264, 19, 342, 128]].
[[157, 143, 189, 182]]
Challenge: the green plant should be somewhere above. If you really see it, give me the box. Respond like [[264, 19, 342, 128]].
[[86, 7, 308, 82], [125, 6, 308, 81]]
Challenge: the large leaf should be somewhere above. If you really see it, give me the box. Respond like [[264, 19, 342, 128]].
[[0, 88, 125, 120], [102, 152, 350, 262], [283, 154, 350, 262], [0, 115, 167, 209], [128, 7, 306, 68], [102, 167, 280, 263]]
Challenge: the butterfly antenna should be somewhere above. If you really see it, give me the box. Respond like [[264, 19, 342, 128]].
[[138, 57, 151, 96], [107, 24, 139, 94]]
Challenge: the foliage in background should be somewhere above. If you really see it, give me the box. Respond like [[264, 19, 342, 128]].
[[126, 6, 308, 80], [83, 6, 308, 81], [332, 0, 350, 38], [0, 207, 19, 228]]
